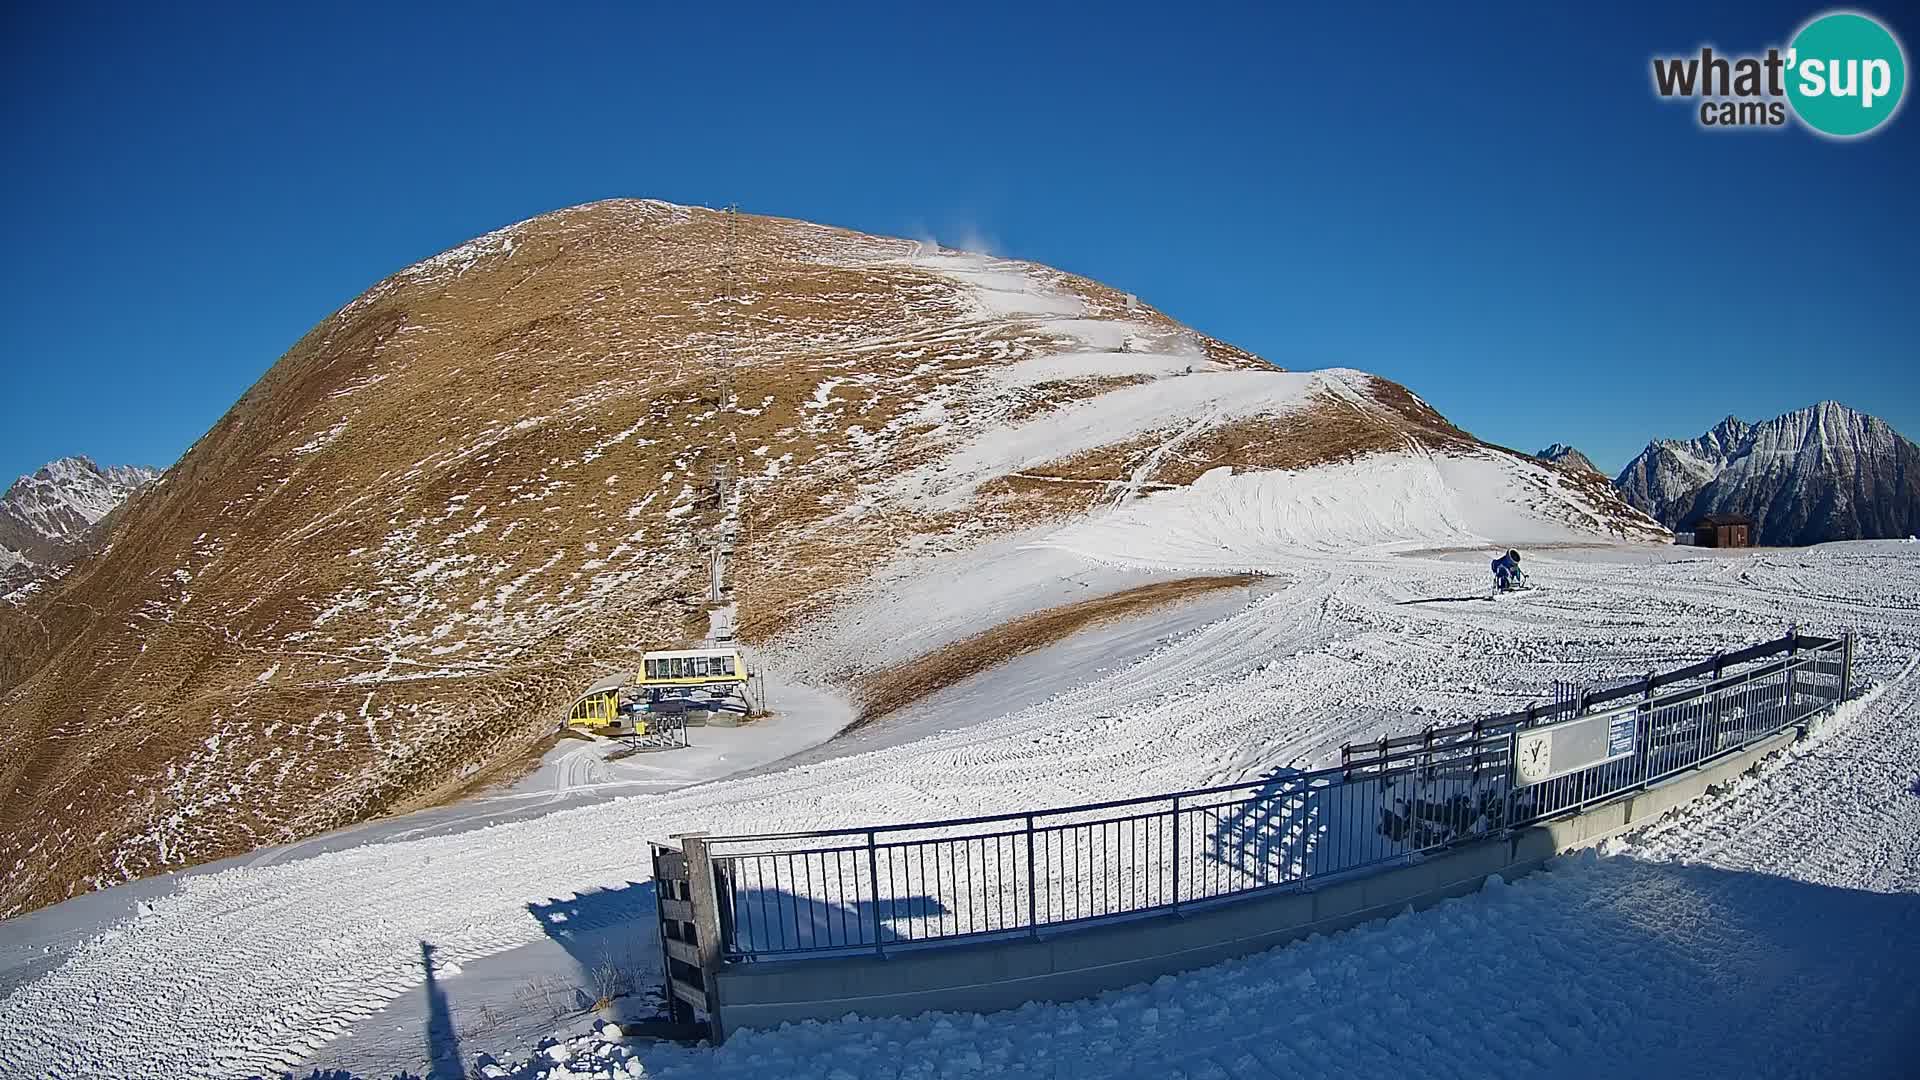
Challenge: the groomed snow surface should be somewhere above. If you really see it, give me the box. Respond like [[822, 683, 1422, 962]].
[[489, 667, 1920, 1079], [3, 537, 1917, 1079], [1041, 452, 1617, 567]]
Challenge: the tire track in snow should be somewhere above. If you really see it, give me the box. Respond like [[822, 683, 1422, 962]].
[[3, 544, 1918, 1078], [1626, 654, 1920, 895]]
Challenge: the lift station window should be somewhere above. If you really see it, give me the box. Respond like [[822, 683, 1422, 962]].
[[641, 650, 743, 683]]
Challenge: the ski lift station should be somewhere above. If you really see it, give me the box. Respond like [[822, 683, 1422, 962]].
[[565, 646, 759, 740]]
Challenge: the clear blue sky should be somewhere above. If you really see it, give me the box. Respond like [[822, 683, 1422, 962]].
[[1, 1, 1913, 483]]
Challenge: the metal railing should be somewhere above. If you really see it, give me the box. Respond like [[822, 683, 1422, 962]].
[[691, 631, 1851, 961]]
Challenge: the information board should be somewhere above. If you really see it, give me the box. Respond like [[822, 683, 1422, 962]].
[[1514, 705, 1640, 786]]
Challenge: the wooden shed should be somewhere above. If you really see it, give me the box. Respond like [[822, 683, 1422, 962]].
[[1693, 513, 1754, 548]]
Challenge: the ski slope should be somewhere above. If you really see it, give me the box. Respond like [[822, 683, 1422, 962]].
[[496, 669, 1920, 1079], [1040, 452, 1626, 567], [2, 532, 1917, 1077]]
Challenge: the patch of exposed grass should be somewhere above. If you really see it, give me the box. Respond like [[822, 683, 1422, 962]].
[[851, 574, 1262, 728]]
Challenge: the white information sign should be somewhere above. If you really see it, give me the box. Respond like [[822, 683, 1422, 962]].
[[1514, 705, 1639, 785]]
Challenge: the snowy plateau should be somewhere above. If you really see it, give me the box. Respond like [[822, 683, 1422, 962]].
[[0, 202, 1915, 1080]]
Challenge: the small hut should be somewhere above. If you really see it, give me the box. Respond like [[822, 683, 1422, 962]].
[[1693, 513, 1754, 548]]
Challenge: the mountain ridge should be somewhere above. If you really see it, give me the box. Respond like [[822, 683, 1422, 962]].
[[0, 455, 160, 592], [1615, 401, 1920, 545], [1536, 443, 1600, 475], [0, 199, 1665, 914]]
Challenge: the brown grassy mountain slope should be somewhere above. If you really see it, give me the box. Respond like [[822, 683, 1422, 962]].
[[0, 200, 1660, 915]]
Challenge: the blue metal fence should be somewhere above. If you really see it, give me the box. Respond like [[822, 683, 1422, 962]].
[[695, 631, 1851, 961]]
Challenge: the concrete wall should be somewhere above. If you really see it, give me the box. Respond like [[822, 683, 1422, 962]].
[[714, 728, 1796, 1036]]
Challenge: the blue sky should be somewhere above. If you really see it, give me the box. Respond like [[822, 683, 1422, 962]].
[[1, 1, 1913, 484]]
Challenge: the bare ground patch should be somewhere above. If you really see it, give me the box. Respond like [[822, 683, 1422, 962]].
[[973, 381, 1469, 518], [849, 573, 1262, 730], [395, 729, 576, 814]]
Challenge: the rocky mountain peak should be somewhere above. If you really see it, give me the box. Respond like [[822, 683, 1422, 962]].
[[0, 454, 161, 580], [1537, 443, 1600, 474], [1615, 402, 1918, 545], [1701, 415, 1751, 453]]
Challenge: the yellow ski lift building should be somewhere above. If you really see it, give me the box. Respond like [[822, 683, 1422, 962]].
[[565, 647, 754, 737], [640, 647, 746, 688], [566, 671, 638, 735]]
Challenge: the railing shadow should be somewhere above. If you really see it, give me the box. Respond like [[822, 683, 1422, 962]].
[[525, 880, 660, 1014], [1200, 768, 1323, 891], [722, 884, 950, 955], [1204, 761, 1513, 894]]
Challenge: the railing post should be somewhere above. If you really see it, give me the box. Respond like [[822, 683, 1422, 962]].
[[680, 833, 727, 1044], [650, 844, 684, 1026], [1707, 656, 1723, 759], [1786, 628, 1800, 723], [1841, 632, 1854, 703], [1640, 673, 1655, 785], [1504, 728, 1520, 829], [866, 830, 883, 955], [1024, 816, 1038, 937], [1170, 795, 1182, 909]]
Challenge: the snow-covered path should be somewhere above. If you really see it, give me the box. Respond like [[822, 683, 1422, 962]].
[[1, 542, 1917, 1079], [1627, 655, 1920, 893], [497, 665, 1920, 1079], [592, 858, 1917, 1080]]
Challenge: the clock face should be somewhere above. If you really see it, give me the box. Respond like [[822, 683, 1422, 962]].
[[1517, 733, 1552, 784]]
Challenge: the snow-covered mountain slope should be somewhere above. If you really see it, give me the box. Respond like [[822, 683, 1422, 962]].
[[1616, 402, 1920, 545], [0, 199, 1663, 917], [1536, 442, 1599, 475], [1, 538, 1911, 1080], [1040, 451, 1653, 569], [1617, 417, 1749, 515], [0, 456, 158, 586]]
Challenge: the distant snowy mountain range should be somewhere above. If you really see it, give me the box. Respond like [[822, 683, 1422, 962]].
[[1615, 402, 1920, 546], [0, 456, 160, 585], [1536, 443, 1600, 475]]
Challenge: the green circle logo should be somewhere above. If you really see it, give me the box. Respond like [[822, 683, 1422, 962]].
[[1787, 11, 1907, 137]]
